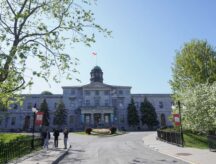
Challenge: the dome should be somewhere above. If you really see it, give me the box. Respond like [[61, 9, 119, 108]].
[[90, 66, 103, 83]]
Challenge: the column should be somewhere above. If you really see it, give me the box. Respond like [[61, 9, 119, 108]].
[[110, 113, 114, 123], [91, 113, 94, 125], [81, 114, 84, 123], [101, 113, 104, 124]]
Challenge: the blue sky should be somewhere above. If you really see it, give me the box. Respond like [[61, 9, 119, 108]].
[[24, 0, 216, 94]]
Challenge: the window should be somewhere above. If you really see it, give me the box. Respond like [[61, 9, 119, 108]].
[[27, 103, 32, 109], [95, 99, 100, 106], [5, 117, 9, 127], [54, 102, 58, 109], [159, 101, 163, 108], [85, 114, 90, 123], [119, 99, 124, 108], [71, 89, 75, 95], [135, 102, 139, 109], [105, 99, 109, 106], [95, 90, 99, 96], [0, 117, 3, 125], [160, 113, 166, 127], [104, 90, 109, 95], [85, 90, 90, 96], [70, 101, 75, 107], [85, 100, 90, 106], [112, 99, 117, 106], [11, 117, 16, 126], [69, 115, 74, 124], [13, 104, 18, 110], [118, 90, 123, 95], [104, 114, 110, 123]]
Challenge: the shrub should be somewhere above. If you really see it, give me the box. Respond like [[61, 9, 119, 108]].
[[110, 127, 117, 134], [85, 128, 92, 135]]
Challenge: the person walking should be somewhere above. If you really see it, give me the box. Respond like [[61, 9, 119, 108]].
[[53, 128, 59, 148], [43, 129, 50, 150], [63, 128, 69, 149]]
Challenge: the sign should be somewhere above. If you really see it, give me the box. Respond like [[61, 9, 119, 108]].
[[173, 114, 181, 126], [35, 112, 44, 126]]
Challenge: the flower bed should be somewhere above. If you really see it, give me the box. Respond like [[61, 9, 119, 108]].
[[92, 128, 111, 135]]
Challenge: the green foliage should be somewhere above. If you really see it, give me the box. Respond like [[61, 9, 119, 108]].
[[179, 83, 216, 133], [54, 101, 67, 127], [39, 99, 49, 126], [85, 128, 92, 135], [41, 91, 53, 95], [0, 0, 111, 107], [170, 40, 216, 100], [127, 99, 139, 127], [0, 133, 30, 143], [140, 97, 158, 129]]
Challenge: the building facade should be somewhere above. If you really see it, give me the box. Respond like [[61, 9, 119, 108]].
[[0, 66, 173, 131]]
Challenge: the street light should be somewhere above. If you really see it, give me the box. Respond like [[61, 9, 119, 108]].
[[32, 104, 38, 149], [177, 101, 184, 146]]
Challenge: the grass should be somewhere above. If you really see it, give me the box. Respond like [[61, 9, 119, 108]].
[[160, 128, 209, 149], [183, 131, 208, 149], [0, 133, 41, 163], [0, 133, 30, 143], [72, 131, 87, 135]]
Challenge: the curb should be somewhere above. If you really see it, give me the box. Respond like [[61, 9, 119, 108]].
[[52, 145, 71, 164], [142, 138, 194, 164]]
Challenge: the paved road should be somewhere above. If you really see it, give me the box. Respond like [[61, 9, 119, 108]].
[[59, 132, 188, 164]]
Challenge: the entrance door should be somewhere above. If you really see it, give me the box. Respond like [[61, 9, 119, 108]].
[[23, 116, 30, 131], [94, 113, 101, 128]]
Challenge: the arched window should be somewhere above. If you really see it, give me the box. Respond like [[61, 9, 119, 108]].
[[160, 113, 166, 127]]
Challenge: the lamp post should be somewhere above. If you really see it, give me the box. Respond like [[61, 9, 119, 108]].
[[32, 104, 38, 149], [177, 101, 184, 146]]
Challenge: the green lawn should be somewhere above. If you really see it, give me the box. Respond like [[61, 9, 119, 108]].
[[0, 133, 30, 143], [160, 128, 209, 149], [184, 131, 208, 149]]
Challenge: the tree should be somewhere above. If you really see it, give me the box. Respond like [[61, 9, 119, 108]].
[[178, 83, 216, 134], [127, 98, 139, 127], [54, 101, 67, 128], [170, 40, 216, 100], [41, 91, 53, 95], [39, 99, 49, 126], [140, 97, 158, 129], [0, 0, 111, 106]]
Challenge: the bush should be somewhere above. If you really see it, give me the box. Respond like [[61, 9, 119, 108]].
[[85, 128, 92, 135], [110, 127, 117, 134]]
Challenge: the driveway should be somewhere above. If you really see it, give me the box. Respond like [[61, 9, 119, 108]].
[[58, 132, 188, 164]]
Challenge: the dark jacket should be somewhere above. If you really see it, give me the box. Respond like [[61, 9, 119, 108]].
[[53, 130, 59, 139], [63, 129, 69, 138], [43, 131, 50, 140]]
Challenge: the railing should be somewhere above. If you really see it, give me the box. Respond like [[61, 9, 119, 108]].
[[0, 137, 42, 163], [208, 135, 216, 152], [157, 130, 183, 147]]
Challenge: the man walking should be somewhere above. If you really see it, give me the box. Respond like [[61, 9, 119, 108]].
[[43, 129, 50, 150], [63, 128, 69, 149], [53, 128, 59, 148]]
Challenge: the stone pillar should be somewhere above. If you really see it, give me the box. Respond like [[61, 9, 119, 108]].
[[91, 113, 94, 125], [101, 113, 104, 124], [81, 114, 84, 123], [110, 113, 114, 123]]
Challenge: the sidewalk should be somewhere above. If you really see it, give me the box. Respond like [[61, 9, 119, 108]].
[[143, 132, 216, 164], [9, 137, 70, 164]]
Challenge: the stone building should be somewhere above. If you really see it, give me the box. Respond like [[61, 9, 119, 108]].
[[0, 66, 172, 131]]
